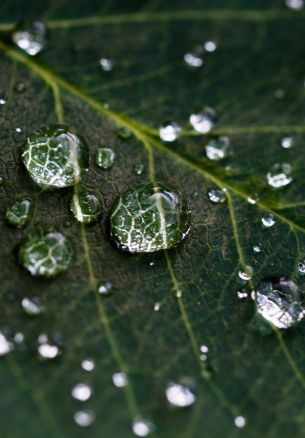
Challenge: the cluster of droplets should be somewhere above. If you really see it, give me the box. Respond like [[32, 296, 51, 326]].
[[184, 40, 217, 68]]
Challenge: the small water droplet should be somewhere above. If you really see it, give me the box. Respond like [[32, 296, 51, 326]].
[[112, 371, 128, 388], [175, 289, 183, 298], [5, 197, 32, 228], [247, 196, 256, 205], [286, 0, 303, 10], [12, 20, 47, 56], [0, 177, 4, 186], [184, 45, 204, 68], [38, 342, 61, 359], [205, 137, 232, 160], [234, 416, 246, 428], [98, 282, 112, 296], [297, 260, 305, 274], [133, 163, 145, 175], [204, 41, 217, 52], [253, 244, 263, 253], [14, 332, 24, 343], [200, 344, 209, 353], [132, 418, 155, 437], [19, 227, 73, 277], [81, 359, 95, 372], [261, 213, 275, 228], [154, 302, 161, 311], [190, 107, 216, 133], [166, 382, 196, 407], [22, 125, 89, 188], [14, 82, 26, 93], [207, 188, 226, 204], [267, 163, 292, 188], [0, 93, 6, 105], [281, 136, 294, 149], [110, 183, 191, 253], [159, 121, 181, 142], [63, 220, 71, 228], [237, 290, 248, 299], [255, 278, 305, 329], [0, 332, 13, 356], [74, 410, 95, 427], [95, 147, 115, 169], [99, 58, 114, 71], [70, 192, 102, 224], [117, 127, 132, 140], [21, 297, 45, 316], [71, 383, 92, 401], [238, 266, 253, 282]]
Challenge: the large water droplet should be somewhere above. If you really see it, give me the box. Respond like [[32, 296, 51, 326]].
[[110, 183, 191, 253], [95, 147, 115, 169], [12, 20, 47, 56], [71, 383, 92, 401], [19, 227, 73, 277], [5, 197, 32, 227], [159, 122, 181, 142], [74, 410, 95, 427], [21, 297, 45, 316], [190, 107, 216, 133], [255, 278, 305, 329], [0, 332, 13, 356], [205, 137, 232, 160], [267, 163, 292, 188], [132, 418, 155, 437], [70, 192, 102, 224], [166, 382, 196, 407], [207, 188, 226, 204], [22, 125, 89, 188]]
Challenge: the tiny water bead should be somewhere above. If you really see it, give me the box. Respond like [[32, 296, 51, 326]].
[[298, 260, 305, 274], [5, 197, 32, 227], [261, 213, 275, 228], [74, 410, 95, 427], [234, 416, 246, 428], [14, 82, 26, 93], [0, 94, 6, 105], [207, 188, 226, 204], [166, 382, 196, 407], [70, 192, 102, 224], [159, 121, 181, 142], [204, 41, 217, 52], [12, 20, 47, 56], [0, 332, 13, 356], [71, 383, 92, 401], [95, 147, 115, 169], [22, 125, 89, 188], [255, 278, 305, 329], [253, 244, 263, 253], [238, 266, 253, 282], [117, 126, 132, 140], [189, 107, 216, 133], [112, 371, 128, 388], [110, 183, 191, 253], [81, 359, 95, 372], [21, 297, 45, 316], [205, 136, 232, 160], [184, 44, 204, 68], [99, 57, 114, 71], [98, 282, 112, 296], [38, 342, 61, 359], [19, 227, 73, 277], [132, 418, 155, 437], [267, 163, 292, 188], [281, 136, 294, 149], [133, 163, 145, 175]]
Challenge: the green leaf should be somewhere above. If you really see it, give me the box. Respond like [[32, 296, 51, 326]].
[[1, 2, 305, 437]]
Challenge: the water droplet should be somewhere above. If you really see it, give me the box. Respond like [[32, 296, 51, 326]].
[[132, 418, 155, 437], [204, 41, 217, 52], [234, 416, 246, 428], [14, 332, 24, 343], [247, 196, 256, 205], [184, 45, 204, 68], [22, 125, 89, 188], [200, 344, 209, 353], [238, 266, 253, 282], [207, 188, 226, 204], [0, 94, 6, 105], [175, 289, 183, 298], [19, 227, 73, 277], [12, 20, 47, 56], [14, 82, 26, 93], [112, 371, 128, 388], [0, 177, 4, 186], [255, 278, 305, 329], [99, 58, 114, 71], [166, 382, 196, 407], [205, 137, 232, 160], [237, 291, 248, 299], [159, 121, 181, 142], [38, 342, 61, 359], [71, 383, 92, 401], [286, 0, 303, 10], [0, 332, 13, 356], [74, 410, 95, 427], [21, 297, 45, 316], [154, 302, 161, 311], [98, 282, 112, 296], [110, 183, 191, 253], [5, 197, 32, 228], [95, 147, 115, 169], [253, 244, 263, 253], [133, 163, 145, 175], [190, 107, 216, 133], [117, 127, 132, 140], [281, 136, 294, 149], [70, 192, 102, 224], [261, 213, 275, 228], [297, 261, 305, 274], [267, 163, 292, 188], [81, 359, 95, 372]]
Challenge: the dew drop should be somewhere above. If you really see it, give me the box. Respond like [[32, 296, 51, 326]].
[[205, 137, 232, 161], [22, 125, 88, 188], [204, 41, 217, 52], [95, 147, 115, 169], [189, 107, 216, 133], [281, 136, 294, 149], [234, 416, 246, 428], [74, 410, 95, 427], [71, 383, 92, 401], [267, 163, 292, 188], [175, 289, 183, 298], [207, 188, 226, 204], [132, 418, 155, 437], [238, 266, 253, 282], [0, 94, 6, 105], [81, 359, 95, 372], [14, 332, 24, 344], [70, 192, 102, 224], [14, 82, 26, 93], [110, 183, 191, 253], [255, 278, 305, 329], [159, 121, 181, 142], [12, 20, 47, 56], [297, 261, 305, 274], [5, 197, 32, 228], [261, 213, 275, 228], [21, 297, 45, 316], [237, 291, 248, 299], [117, 126, 132, 140], [99, 58, 114, 71], [133, 163, 145, 175], [112, 371, 128, 388], [38, 342, 61, 359], [285, 0, 304, 10], [0, 332, 13, 356], [253, 244, 263, 253], [154, 302, 161, 311], [19, 227, 73, 277], [98, 282, 112, 296], [166, 382, 196, 407], [184, 45, 204, 68]]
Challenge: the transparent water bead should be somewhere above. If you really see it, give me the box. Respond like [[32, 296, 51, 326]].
[[70, 192, 102, 224], [166, 382, 196, 407], [281, 136, 294, 149], [298, 261, 305, 274], [110, 183, 191, 253], [204, 41, 217, 52], [22, 125, 89, 188], [117, 126, 132, 140], [207, 188, 226, 204], [74, 410, 95, 427], [253, 244, 263, 253], [5, 197, 32, 228], [38, 342, 61, 359], [234, 416, 246, 428], [286, 0, 304, 10], [21, 297, 45, 316], [19, 227, 73, 277], [184, 44, 204, 68], [132, 418, 155, 437], [159, 121, 181, 142], [0, 94, 6, 105], [133, 163, 145, 175], [261, 213, 275, 228], [238, 266, 253, 282], [12, 20, 47, 56], [255, 278, 305, 329], [98, 282, 112, 296], [81, 359, 95, 372], [71, 383, 92, 401], [112, 371, 128, 388], [190, 107, 216, 133], [99, 57, 114, 71], [95, 147, 115, 169], [205, 136, 232, 160], [0, 332, 13, 356], [267, 163, 292, 188]]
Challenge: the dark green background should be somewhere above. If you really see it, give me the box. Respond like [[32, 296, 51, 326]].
[[1, 1, 305, 437]]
